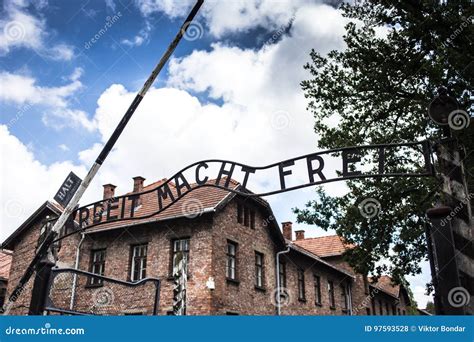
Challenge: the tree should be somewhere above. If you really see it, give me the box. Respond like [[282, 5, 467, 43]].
[[425, 301, 435, 314], [294, 1, 473, 286]]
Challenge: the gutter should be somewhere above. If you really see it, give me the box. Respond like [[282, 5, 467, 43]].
[[289, 243, 355, 279], [275, 246, 290, 316], [69, 233, 85, 310]]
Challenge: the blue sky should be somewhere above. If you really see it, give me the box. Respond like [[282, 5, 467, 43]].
[[0, 0, 432, 307]]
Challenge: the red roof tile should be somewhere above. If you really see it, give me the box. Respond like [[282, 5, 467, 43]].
[[369, 275, 400, 298], [0, 250, 12, 280], [83, 178, 240, 234], [293, 235, 355, 257]]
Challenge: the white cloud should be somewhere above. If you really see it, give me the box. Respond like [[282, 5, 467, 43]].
[[0, 0, 74, 59], [0, 125, 87, 243], [135, 0, 318, 37], [0, 71, 81, 107], [121, 20, 152, 47], [105, 0, 116, 12], [58, 144, 69, 151], [0, 71, 95, 131], [68, 67, 84, 82]]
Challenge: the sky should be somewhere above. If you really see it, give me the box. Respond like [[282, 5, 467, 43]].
[[0, 0, 432, 307]]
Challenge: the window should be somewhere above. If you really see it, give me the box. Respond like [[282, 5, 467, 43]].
[[226, 311, 239, 315], [386, 302, 390, 316], [379, 300, 383, 315], [313, 275, 322, 305], [226, 241, 237, 280], [297, 269, 306, 300], [371, 298, 377, 316], [328, 281, 335, 309], [172, 238, 190, 274], [363, 277, 369, 295], [255, 252, 264, 288], [341, 284, 349, 311], [392, 304, 397, 315], [366, 308, 371, 315], [237, 204, 243, 224], [89, 249, 106, 286], [130, 244, 147, 281], [0, 288, 6, 308], [237, 203, 255, 229], [279, 261, 287, 287], [397, 308, 401, 315]]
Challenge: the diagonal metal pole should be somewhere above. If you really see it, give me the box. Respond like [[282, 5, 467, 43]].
[[4, 0, 204, 314]]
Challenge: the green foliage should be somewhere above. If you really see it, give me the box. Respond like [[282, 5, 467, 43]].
[[425, 300, 435, 314], [294, 1, 473, 285]]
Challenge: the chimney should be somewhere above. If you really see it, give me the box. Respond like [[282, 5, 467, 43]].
[[132, 176, 145, 206], [282, 221, 293, 241], [103, 184, 116, 200], [133, 176, 145, 193], [295, 230, 305, 241]]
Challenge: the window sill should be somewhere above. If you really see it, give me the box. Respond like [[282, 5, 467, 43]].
[[226, 278, 240, 285], [167, 274, 192, 281], [254, 285, 266, 292], [85, 283, 103, 289], [298, 298, 307, 303], [315, 302, 322, 307]]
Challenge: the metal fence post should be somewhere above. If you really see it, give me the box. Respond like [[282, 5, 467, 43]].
[[28, 255, 54, 315]]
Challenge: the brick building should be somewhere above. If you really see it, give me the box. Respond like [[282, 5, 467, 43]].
[[1, 177, 413, 315], [0, 250, 12, 309]]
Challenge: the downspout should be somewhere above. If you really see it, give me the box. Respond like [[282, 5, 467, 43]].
[[275, 245, 290, 316], [69, 233, 85, 310], [348, 282, 353, 315]]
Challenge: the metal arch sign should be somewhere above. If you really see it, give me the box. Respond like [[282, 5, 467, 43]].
[[64, 140, 434, 233]]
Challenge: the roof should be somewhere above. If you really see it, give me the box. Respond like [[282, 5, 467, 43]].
[[83, 178, 242, 233], [0, 250, 12, 281], [289, 243, 355, 279], [293, 235, 355, 258], [369, 275, 401, 299], [1, 201, 62, 250]]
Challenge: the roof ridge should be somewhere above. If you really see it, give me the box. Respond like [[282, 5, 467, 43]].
[[295, 234, 343, 242]]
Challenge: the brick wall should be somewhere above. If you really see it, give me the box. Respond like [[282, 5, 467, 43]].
[[211, 199, 279, 315], [6, 216, 46, 315]]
